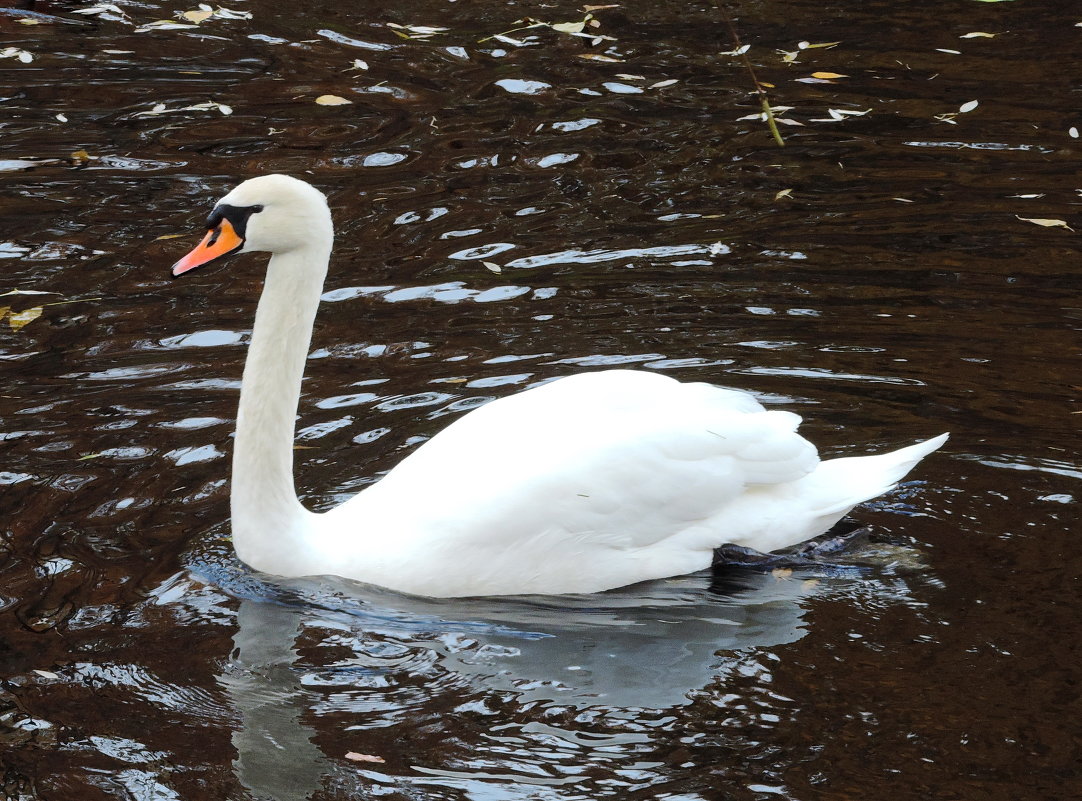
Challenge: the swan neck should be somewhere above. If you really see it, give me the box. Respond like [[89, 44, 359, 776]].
[[231, 243, 330, 566]]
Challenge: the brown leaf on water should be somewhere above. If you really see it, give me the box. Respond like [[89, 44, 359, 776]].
[[8, 306, 42, 330], [315, 95, 352, 106], [1016, 216, 1074, 231], [345, 752, 385, 763], [577, 53, 624, 62]]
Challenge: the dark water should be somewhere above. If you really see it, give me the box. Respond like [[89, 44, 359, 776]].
[[2, 0, 1080, 798]]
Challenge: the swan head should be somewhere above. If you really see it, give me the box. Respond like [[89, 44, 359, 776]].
[[171, 174, 333, 277]]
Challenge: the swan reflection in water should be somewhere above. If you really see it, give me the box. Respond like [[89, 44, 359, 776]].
[[181, 547, 924, 799]]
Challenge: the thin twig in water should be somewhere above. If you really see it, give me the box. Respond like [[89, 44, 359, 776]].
[[716, 3, 784, 147]]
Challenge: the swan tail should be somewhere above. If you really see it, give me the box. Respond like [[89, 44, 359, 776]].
[[808, 432, 949, 516]]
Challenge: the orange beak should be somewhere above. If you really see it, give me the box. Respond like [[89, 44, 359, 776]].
[[171, 218, 244, 277]]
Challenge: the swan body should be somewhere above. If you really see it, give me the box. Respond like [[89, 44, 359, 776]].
[[171, 174, 948, 597]]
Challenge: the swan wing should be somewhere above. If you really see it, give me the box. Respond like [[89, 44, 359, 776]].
[[341, 370, 819, 551]]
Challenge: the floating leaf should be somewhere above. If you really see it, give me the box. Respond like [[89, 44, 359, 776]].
[[582, 4, 620, 9], [1017, 216, 1073, 231], [959, 100, 979, 113], [797, 41, 840, 50], [345, 752, 385, 763], [961, 31, 996, 38], [8, 306, 42, 330], [180, 8, 213, 23], [811, 71, 847, 79], [551, 20, 587, 34], [56, 113, 68, 123], [135, 20, 198, 31], [154, 233, 185, 241], [774, 188, 793, 200], [650, 79, 678, 89], [1070, 127, 1079, 139], [936, 48, 962, 54], [72, 3, 128, 16], [71, 149, 94, 162], [893, 197, 915, 203], [721, 44, 750, 56], [386, 22, 448, 39], [33, 669, 59, 679], [577, 53, 623, 62], [809, 108, 871, 122], [315, 94, 352, 105], [483, 262, 502, 273], [347, 59, 369, 71]]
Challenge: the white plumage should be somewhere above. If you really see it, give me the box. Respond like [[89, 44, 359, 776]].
[[171, 174, 948, 598]]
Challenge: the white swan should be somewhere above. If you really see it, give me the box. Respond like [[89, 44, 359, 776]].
[[170, 174, 948, 597]]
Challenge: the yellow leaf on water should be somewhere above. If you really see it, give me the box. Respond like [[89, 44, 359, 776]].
[[155, 234, 185, 241], [315, 94, 352, 105], [180, 8, 213, 23], [345, 752, 385, 763], [811, 71, 847, 79], [551, 20, 586, 34], [1017, 216, 1074, 231], [774, 188, 793, 200], [8, 306, 42, 330], [0, 307, 9, 321], [71, 149, 92, 162]]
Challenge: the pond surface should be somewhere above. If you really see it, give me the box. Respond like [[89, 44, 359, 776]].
[[2, 0, 1080, 798]]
